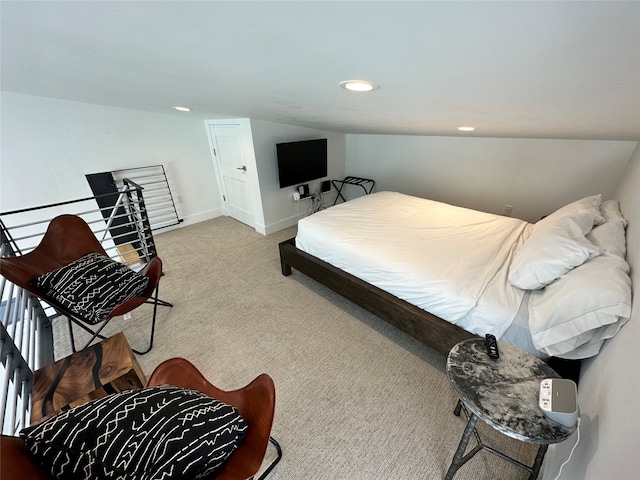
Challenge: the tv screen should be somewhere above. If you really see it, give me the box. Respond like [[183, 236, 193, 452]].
[[276, 138, 328, 188]]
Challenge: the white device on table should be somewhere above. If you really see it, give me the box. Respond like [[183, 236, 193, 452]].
[[539, 378, 579, 427], [540, 378, 581, 480]]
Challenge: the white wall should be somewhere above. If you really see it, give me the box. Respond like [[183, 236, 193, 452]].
[[0, 92, 222, 226], [249, 119, 345, 234], [346, 135, 636, 222], [0, 93, 345, 236], [542, 144, 640, 480], [6, 92, 633, 237]]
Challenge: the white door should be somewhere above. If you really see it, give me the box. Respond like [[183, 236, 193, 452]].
[[207, 123, 255, 228]]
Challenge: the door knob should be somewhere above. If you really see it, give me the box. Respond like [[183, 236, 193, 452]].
[[237, 166, 247, 171]]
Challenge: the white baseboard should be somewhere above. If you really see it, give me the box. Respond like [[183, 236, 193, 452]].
[[263, 215, 300, 235], [181, 208, 225, 226], [155, 208, 298, 237]]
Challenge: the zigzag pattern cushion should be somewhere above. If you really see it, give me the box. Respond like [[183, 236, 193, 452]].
[[21, 385, 249, 480], [30, 252, 150, 324]]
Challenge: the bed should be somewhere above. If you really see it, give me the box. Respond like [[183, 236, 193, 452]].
[[279, 191, 632, 368]]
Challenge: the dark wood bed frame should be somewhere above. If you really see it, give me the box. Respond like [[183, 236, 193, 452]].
[[279, 237, 476, 355], [279, 237, 581, 380]]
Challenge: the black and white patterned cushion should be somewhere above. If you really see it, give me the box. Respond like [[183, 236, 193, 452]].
[[30, 252, 150, 324], [21, 385, 249, 480]]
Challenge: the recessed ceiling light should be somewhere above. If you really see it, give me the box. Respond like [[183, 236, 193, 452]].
[[457, 126, 475, 132], [173, 106, 192, 112], [339, 80, 380, 92]]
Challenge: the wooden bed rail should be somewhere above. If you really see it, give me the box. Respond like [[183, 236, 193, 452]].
[[278, 237, 476, 356]]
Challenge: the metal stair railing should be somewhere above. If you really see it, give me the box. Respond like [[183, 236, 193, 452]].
[[87, 165, 183, 232]]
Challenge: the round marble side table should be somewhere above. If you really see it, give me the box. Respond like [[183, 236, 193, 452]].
[[445, 338, 576, 480]]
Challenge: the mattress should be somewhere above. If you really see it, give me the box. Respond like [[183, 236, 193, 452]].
[[296, 191, 534, 341]]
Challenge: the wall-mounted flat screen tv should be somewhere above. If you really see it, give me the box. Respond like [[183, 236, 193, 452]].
[[276, 138, 328, 188]]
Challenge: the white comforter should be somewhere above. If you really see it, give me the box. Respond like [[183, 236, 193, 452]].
[[296, 192, 533, 338]]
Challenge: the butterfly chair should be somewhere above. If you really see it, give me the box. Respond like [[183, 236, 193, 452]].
[[147, 357, 282, 480], [0, 357, 281, 480], [0, 214, 171, 355]]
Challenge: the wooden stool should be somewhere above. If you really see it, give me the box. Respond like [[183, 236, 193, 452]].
[[31, 332, 146, 424]]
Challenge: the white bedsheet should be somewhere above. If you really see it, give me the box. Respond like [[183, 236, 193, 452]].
[[296, 192, 534, 338]]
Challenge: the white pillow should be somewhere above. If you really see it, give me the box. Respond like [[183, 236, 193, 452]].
[[587, 219, 627, 258], [537, 194, 604, 230], [600, 199, 627, 226], [509, 234, 600, 290], [528, 253, 632, 359], [553, 322, 628, 360], [508, 195, 603, 289]]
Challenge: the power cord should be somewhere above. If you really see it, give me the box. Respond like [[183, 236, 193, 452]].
[[294, 190, 328, 219], [308, 191, 327, 215], [296, 196, 302, 220], [552, 416, 581, 480]]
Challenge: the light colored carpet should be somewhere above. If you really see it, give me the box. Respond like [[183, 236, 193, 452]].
[[53, 216, 537, 479]]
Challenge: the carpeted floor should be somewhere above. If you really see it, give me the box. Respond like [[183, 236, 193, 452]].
[[53, 216, 538, 479]]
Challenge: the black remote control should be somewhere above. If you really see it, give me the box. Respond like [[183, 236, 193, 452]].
[[485, 334, 499, 359]]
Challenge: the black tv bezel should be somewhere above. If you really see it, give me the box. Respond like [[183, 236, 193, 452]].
[[276, 138, 328, 189]]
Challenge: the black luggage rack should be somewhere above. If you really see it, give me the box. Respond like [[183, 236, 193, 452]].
[[331, 176, 375, 205]]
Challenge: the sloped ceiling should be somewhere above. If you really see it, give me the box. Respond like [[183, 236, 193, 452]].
[[2, 1, 639, 140]]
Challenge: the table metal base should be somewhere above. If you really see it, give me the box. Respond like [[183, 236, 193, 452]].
[[444, 400, 548, 480]]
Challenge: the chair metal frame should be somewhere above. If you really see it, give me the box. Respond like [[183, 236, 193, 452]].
[[0, 215, 171, 355]]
